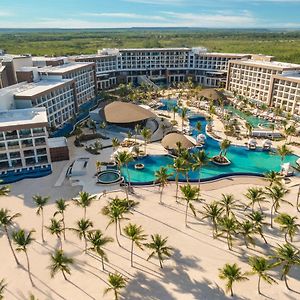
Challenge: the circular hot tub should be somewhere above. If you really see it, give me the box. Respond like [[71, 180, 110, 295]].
[[97, 170, 122, 184], [134, 163, 145, 170]]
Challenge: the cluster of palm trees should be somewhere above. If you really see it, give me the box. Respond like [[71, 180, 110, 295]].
[[1, 188, 169, 299]]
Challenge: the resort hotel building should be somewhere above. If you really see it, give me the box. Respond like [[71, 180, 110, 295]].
[[72, 47, 251, 90], [226, 54, 300, 116], [0, 107, 52, 181]]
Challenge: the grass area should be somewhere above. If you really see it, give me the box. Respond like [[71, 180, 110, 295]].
[[1, 29, 300, 63]]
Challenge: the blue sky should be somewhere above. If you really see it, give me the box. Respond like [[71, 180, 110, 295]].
[[0, 0, 300, 28]]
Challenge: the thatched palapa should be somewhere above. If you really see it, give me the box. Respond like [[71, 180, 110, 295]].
[[161, 132, 196, 151]]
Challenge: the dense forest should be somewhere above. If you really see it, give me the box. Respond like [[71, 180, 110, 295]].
[[1, 29, 300, 63]]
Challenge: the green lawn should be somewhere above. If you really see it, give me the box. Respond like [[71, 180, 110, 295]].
[[1, 29, 300, 63]]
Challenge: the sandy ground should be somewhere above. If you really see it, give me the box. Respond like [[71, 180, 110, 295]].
[[1, 175, 300, 300]]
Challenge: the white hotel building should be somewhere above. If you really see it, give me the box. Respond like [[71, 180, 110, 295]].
[[0, 108, 51, 174], [72, 48, 250, 90], [226, 54, 300, 117]]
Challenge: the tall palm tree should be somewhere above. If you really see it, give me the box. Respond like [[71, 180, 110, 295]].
[[115, 151, 134, 195], [238, 220, 256, 248], [219, 263, 248, 297], [12, 229, 35, 286], [102, 198, 129, 247], [49, 249, 74, 281], [104, 273, 127, 300], [0, 209, 21, 265], [265, 185, 290, 228], [96, 161, 102, 173], [46, 218, 64, 250], [217, 216, 238, 250], [180, 184, 199, 227], [270, 243, 300, 290], [123, 223, 147, 267], [195, 121, 202, 135], [201, 202, 224, 238], [244, 187, 268, 213], [54, 198, 69, 240], [112, 137, 120, 152], [87, 230, 113, 270], [219, 139, 231, 159], [140, 127, 152, 153], [180, 107, 188, 129], [171, 105, 178, 121], [73, 191, 96, 219], [247, 211, 268, 244], [277, 144, 293, 165], [145, 234, 173, 269], [219, 194, 239, 217], [192, 150, 209, 197], [72, 218, 93, 252], [172, 157, 185, 202], [32, 195, 50, 243], [264, 171, 283, 187], [155, 167, 170, 205], [134, 124, 141, 144], [275, 213, 299, 243], [245, 122, 253, 137], [0, 279, 6, 300], [248, 256, 277, 295]]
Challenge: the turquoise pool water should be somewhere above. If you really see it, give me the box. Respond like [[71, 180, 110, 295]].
[[121, 109, 298, 184], [225, 105, 270, 128]]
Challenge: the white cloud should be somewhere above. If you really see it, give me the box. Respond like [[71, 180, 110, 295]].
[[123, 0, 185, 5], [0, 10, 14, 17]]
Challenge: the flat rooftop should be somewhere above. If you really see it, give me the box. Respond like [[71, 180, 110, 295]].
[[39, 62, 95, 74], [230, 59, 300, 70], [48, 137, 68, 148], [32, 56, 67, 62], [0, 107, 47, 128], [13, 79, 73, 98]]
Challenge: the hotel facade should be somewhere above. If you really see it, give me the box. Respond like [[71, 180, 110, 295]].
[[72, 47, 251, 90], [0, 108, 51, 175], [226, 55, 300, 117]]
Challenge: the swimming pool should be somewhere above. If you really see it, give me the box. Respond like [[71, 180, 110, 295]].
[[121, 113, 298, 184], [97, 170, 122, 184], [225, 105, 270, 128]]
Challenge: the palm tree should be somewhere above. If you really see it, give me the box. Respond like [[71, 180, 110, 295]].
[[72, 218, 93, 252], [0, 209, 21, 265], [104, 273, 127, 300], [219, 194, 239, 217], [264, 171, 283, 187], [96, 161, 102, 173], [0, 279, 7, 300], [123, 223, 147, 267], [112, 137, 120, 152], [145, 234, 173, 268], [171, 105, 178, 121], [172, 157, 185, 202], [32, 195, 50, 243], [219, 139, 231, 158], [73, 191, 96, 219], [12, 229, 35, 286], [248, 256, 277, 295], [0, 183, 10, 196], [49, 249, 74, 281], [102, 198, 129, 247], [46, 218, 64, 250], [244, 187, 268, 213], [270, 243, 300, 290], [134, 124, 141, 144], [275, 213, 299, 243], [217, 216, 238, 250], [219, 263, 248, 297], [265, 185, 290, 228], [140, 127, 152, 153], [245, 122, 253, 137], [115, 151, 134, 192], [192, 150, 208, 197], [54, 198, 69, 240], [201, 202, 224, 238], [155, 167, 170, 205], [180, 107, 188, 130], [238, 220, 256, 248], [100, 121, 107, 137], [247, 211, 268, 244], [87, 230, 113, 270], [195, 121, 202, 135], [277, 144, 293, 165], [180, 184, 199, 227]]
